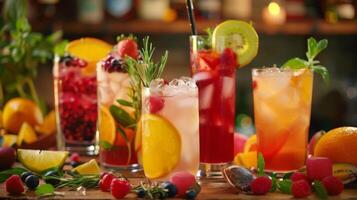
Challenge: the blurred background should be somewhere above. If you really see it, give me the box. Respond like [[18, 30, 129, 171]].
[[1, 0, 356, 137]]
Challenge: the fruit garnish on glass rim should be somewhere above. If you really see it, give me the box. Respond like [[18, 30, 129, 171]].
[[282, 37, 329, 83]]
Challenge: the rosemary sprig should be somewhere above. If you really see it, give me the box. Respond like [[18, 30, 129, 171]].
[[133, 182, 168, 199]]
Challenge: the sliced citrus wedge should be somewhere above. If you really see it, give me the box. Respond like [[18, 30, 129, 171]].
[[98, 106, 116, 146], [17, 149, 68, 173], [234, 151, 257, 168], [35, 110, 56, 135], [212, 20, 258, 68], [142, 114, 181, 179], [73, 159, 101, 175], [1, 134, 17, 147], [17, 122, 38, 146], [244, 134, 257, 152], [66, 38, 112, 62]]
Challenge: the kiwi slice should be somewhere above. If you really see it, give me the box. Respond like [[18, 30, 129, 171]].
[[212, 20, 259, 68]]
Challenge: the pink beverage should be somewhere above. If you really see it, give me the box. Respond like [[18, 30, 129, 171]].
[[53, 55, 98, 155], [190, 36, 237, 175]]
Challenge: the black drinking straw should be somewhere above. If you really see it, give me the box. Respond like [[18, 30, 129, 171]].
[[186, 0, 197, 35]]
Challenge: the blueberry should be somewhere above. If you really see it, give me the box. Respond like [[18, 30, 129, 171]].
[[185, 189, 197, 199], [136, 188, 145, 198], [70, 161, 80, 168], [43, 170, 61, 186], [25, 175, 39, 189], [161, 181, 177, 197], [21, 171, 33, 182]]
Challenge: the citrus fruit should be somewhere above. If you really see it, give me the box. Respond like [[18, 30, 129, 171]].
[[234, 151, 257, 168], [244, 134, 257, 152], [73, 159, 100, 175], [0, 110, 3, 128], [142, 114, 181, 179], [212, 20, 259, 68], [98, 106, 116, 146], [17, 122, 37, 146], [35, 110, 56, 135], [1, 134, 17, 147], [314, 127, 357, 166], [3, 98, 43, 133], [17, 149, 68, 173], [135, 119, 143, 165], [66, 38, 112, 63]]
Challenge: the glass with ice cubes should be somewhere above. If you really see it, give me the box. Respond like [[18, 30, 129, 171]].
[[141, 77, 200, 180]]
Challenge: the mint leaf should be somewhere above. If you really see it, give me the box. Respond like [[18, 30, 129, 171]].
[[99, 141, 113, 150], [315, 39, 328, 58], [54, 40, 68, 56], [0, 168, 27, 183], [116, 99, 133, 107], [35, 184, 55, 196], [270, 176, 278, 192], [282, 58, 307, 69], [313, 181, 328, 200], [307, 37, 317, 59], [277, 179, 292, 194], [109, 105, 135, 127], [311, 65, 330, 84], [257, 152, 265, 176], [282, 172, 293, 180]]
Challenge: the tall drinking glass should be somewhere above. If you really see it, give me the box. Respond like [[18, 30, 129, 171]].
[[141, 77, 200, 181], [252, 68, 313, 171], [53, 55, 98, 155], [190, 36, 237, 178]]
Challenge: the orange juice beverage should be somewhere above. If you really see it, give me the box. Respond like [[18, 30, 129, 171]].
[[141, 77, 200, 180], [252, 68, 313, 171]]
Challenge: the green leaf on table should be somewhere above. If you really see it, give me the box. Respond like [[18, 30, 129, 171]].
[[311, 65, 330, 84], [282, 57, 307, 69], [277, 179, 292, 194], [109, 105, 135, 127], [257, 152, 265, 176], [270, 176, 278, 192], [99, 141, 113, 150], [35, 184, 55, 196], [313, 181, 328, 200], [0, 167, 27, 183], [116, 99, 133, 107], [282, 172, 293, 180]]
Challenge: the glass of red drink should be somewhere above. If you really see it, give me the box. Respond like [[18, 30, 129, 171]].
[[190, 35, 237, 178], [53, 55, 99, 155]]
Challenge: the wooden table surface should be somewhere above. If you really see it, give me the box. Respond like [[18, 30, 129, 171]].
[[1, 158, 357, 199]]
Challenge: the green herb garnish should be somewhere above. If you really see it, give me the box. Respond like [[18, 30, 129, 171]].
[[35, 184, 55, 196], [313, 180, 328, 200], [277, 179, 292, 194], [282, 37, 330, 83], [257, 152, 265, 176], [0, 167, 27, 183]]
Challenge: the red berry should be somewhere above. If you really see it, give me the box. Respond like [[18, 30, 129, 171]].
[[5, 175, 24, 195], [322, 176, 344, 196], [291, 180, 311, 198], [149, 95, 165, 113], [170, 171, 196, 197], [99, 173, 115, 192], [70, 153, 80, 163], [250, 176, 272, 195], [252, 80, 257, 90], [117, 39, 138, 59], [291, 172, 309, 182], [110, 178, 131, 199]]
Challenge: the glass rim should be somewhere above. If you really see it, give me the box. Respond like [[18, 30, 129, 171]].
[[252, 67, 313, 76]]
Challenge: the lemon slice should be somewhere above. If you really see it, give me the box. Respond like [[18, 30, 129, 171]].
[[98, 106, 116, 146], [66, 38, 112, 62], [212, 20, 259, 68], [73, 159, 101, 175], [1, 134, 17, 147], [142, 114, 181, 179], [17, 122, 38, 146], [17, 149, 68, 173]]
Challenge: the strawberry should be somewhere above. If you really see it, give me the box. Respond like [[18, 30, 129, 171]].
[[99, 173, 115, 192], [110, 178, 131, 199], [117, 38, 138, 60], [5, 175, 24, 195]]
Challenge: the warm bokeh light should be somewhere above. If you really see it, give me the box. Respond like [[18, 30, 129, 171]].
[[268, 2, 281, 16]]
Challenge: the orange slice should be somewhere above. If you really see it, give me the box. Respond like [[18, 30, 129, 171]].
[[66, 38, 112, 62], [35, 110, 56, 135], [17, 122, 38, 146], [244, 134, 257, 152], [98, 106, 116, 146], [142, 114, 181, 179], [1, 134, 17, 147], [234, 151, 257, 168]]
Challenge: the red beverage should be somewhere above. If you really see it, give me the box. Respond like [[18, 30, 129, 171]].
[[191, 38, 237, 164]]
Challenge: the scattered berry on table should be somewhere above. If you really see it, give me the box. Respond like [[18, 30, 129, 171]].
[[170, 171, 196, 197], [24, 175, 39, 190], [161, 181, 178, 197], [290, 172, 309, 182], [20, 171, 33, 182], [99, 173, 115, 192], [250, 176, 272, 195], [70, 161, 81, 168], [322, 176, 344, 196], [110, 178, 131, 199], [185, 189, 198, 199], [70, 153, 80, 163], [136, 188, 146, 198], [291, 180, 311, 198], [5, 175, 24, 195], [306, 157, 332, 181]]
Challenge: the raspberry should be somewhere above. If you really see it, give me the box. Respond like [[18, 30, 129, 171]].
[[291, 180, 311, 198], [291, 172, 309, 182], [70, 153, 80, 163], [99, 173, 115, 192], [5, 175, 24, 195], [170, 171, 196, 197], [110, 178, 131, 199], [322, 176, 344, 196], [250, 176, 272, 195], [148, 95, 165, 113]]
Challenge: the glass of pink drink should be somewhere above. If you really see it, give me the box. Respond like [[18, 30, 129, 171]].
[[190, 35, 237, 178]]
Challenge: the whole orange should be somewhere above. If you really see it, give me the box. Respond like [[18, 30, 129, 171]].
[[314, 127, 357, 166], [2, 98, 43, 133]]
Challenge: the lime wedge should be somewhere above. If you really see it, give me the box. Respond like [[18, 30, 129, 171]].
[[17, 149, 68, 173], [212, 20, 259, 67], [73, 159, 101, 175]]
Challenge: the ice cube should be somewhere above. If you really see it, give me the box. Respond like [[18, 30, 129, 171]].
[[199, 84, 214, 109], [150, 78, 166, 89], [193, 71, 214, 86], [222, 77, 235, 99]]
